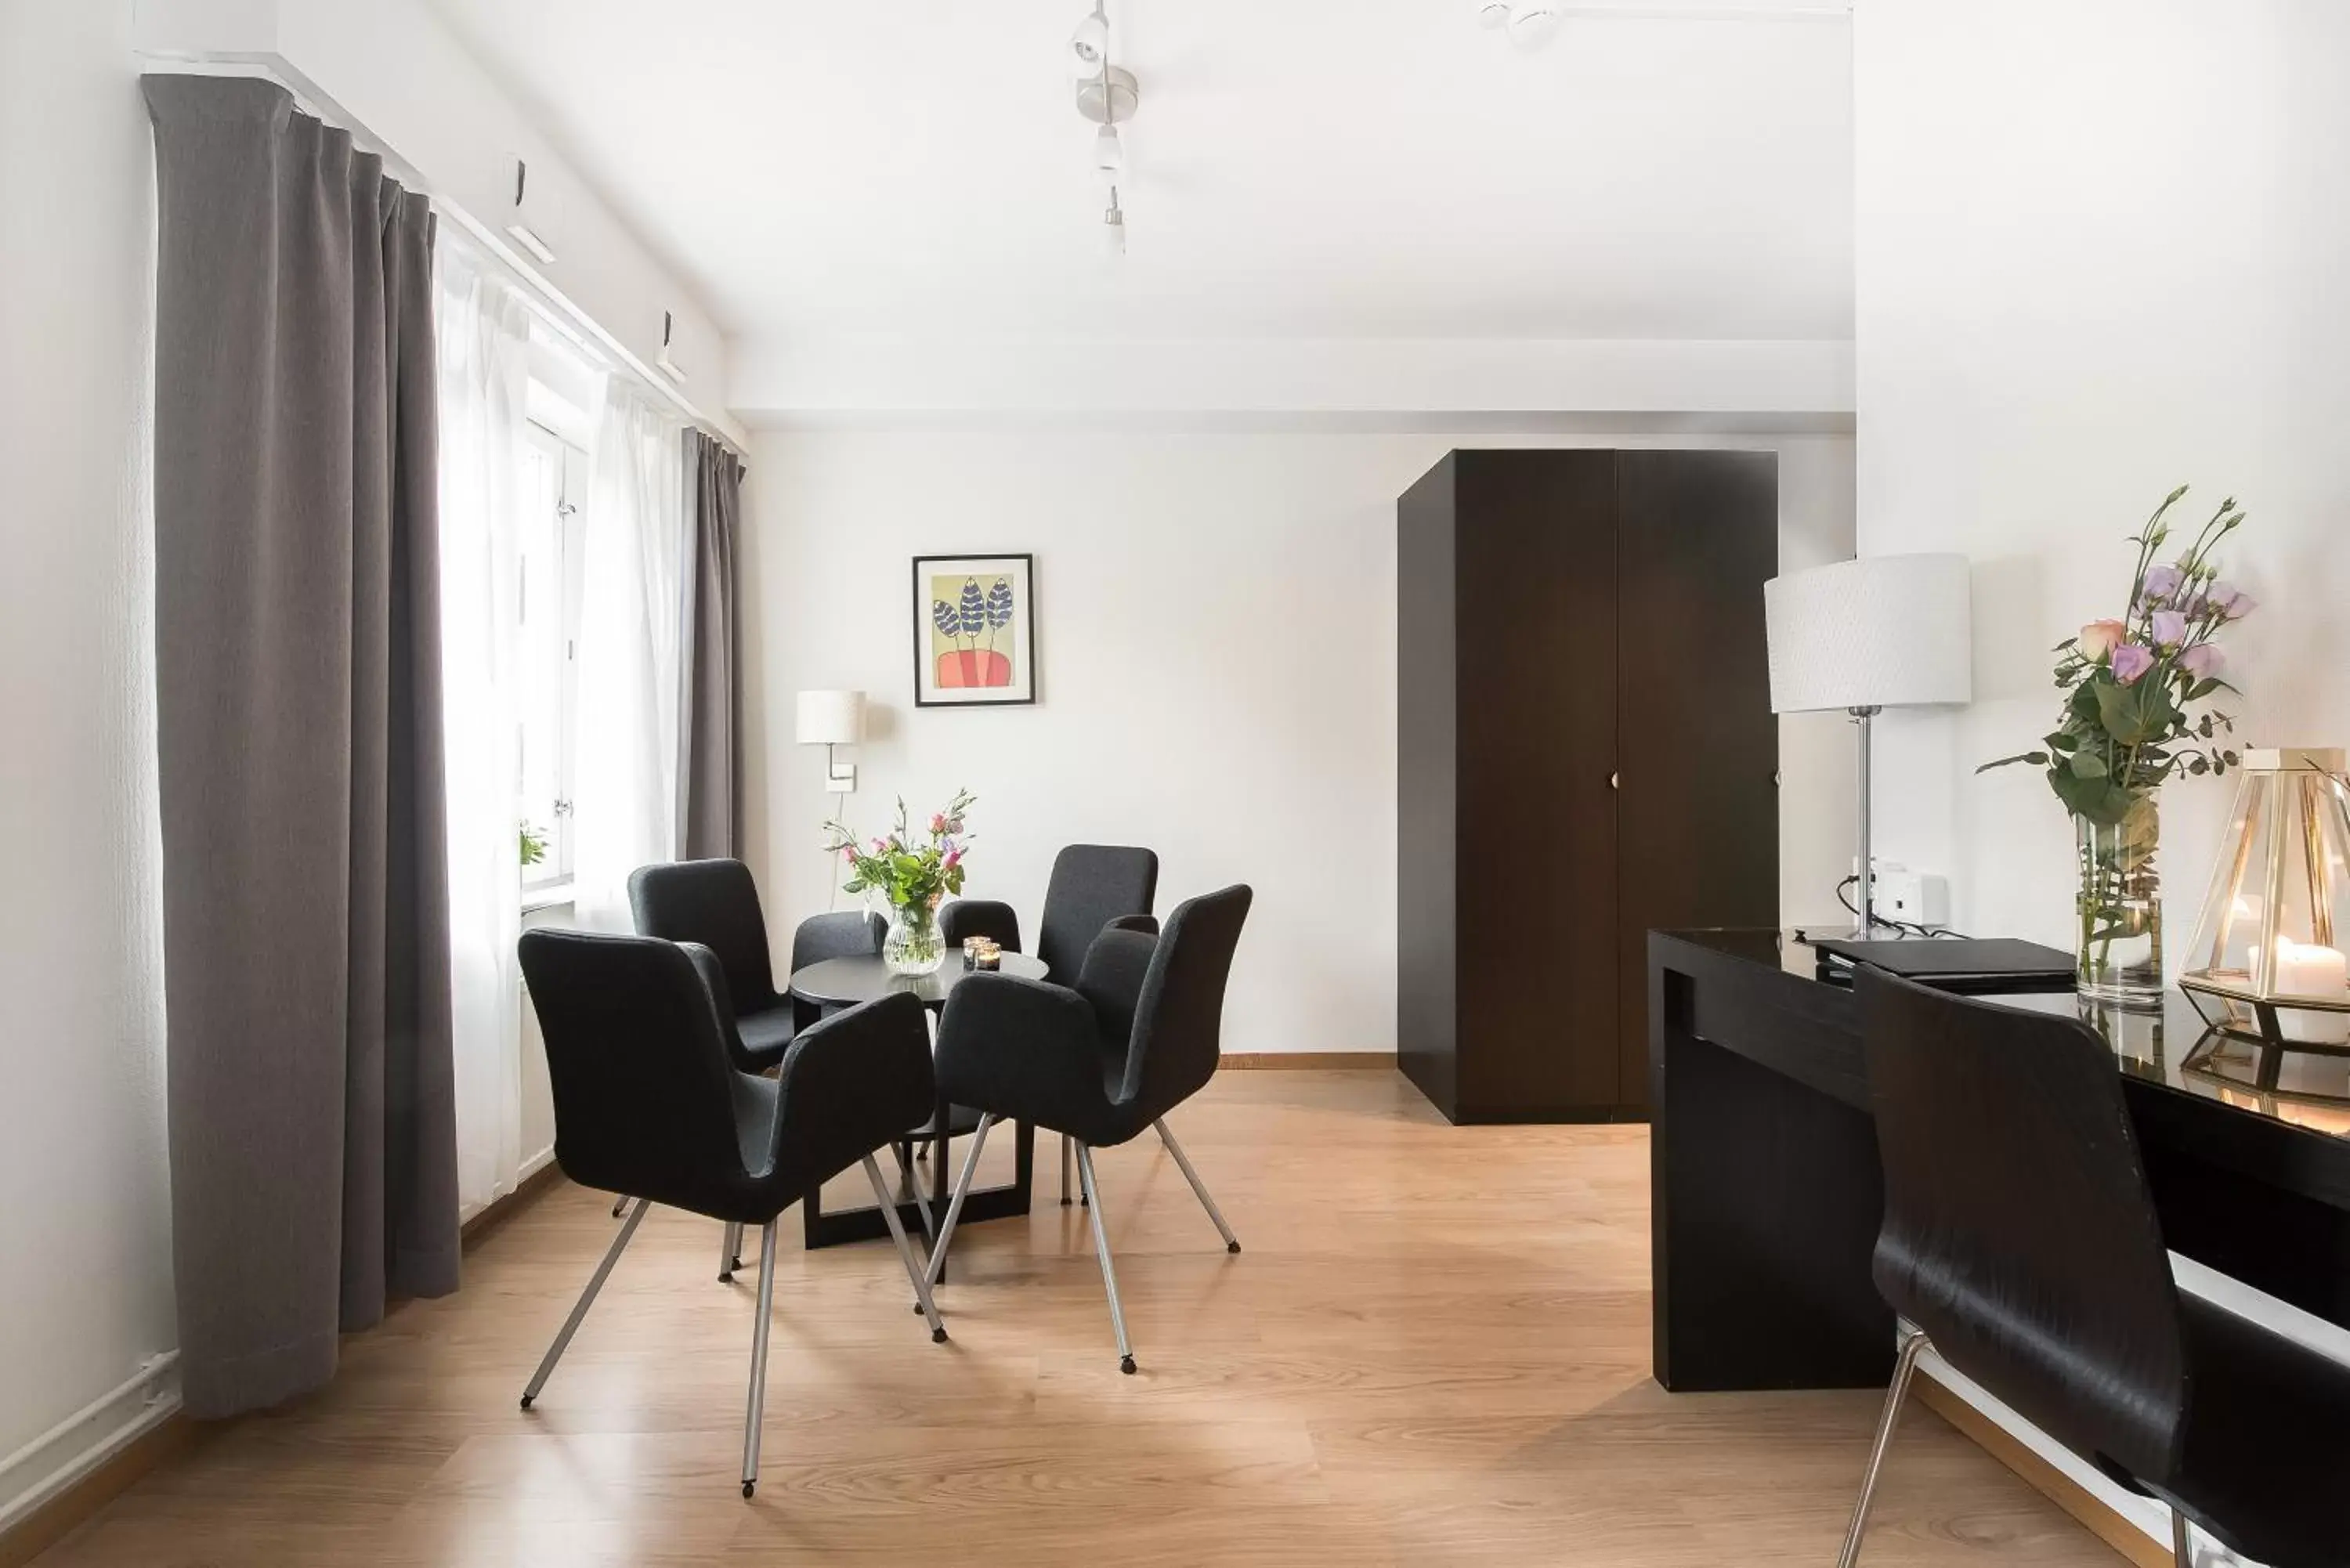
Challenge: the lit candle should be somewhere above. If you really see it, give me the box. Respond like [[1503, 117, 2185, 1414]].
[[2258, 937, 2350, 1045]]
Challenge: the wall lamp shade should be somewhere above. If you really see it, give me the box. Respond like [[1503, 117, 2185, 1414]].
[[796, 690, 866, 793], [1764, 553, 1973, 714]]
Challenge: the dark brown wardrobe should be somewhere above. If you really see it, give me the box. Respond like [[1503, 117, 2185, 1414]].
[[1397, 450, 1779, 1123]]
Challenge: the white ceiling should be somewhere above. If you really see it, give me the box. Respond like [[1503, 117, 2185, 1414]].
[[426, 0, 1853, 345]]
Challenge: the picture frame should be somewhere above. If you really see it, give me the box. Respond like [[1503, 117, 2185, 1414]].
[[911, 553, 1037, 707]]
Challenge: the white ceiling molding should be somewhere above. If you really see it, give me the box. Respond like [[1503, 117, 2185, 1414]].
[[728, 336, 1853, 432]]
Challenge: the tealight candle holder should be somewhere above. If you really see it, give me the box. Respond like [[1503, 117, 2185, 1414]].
[[2179, 746, 2350, 1052]]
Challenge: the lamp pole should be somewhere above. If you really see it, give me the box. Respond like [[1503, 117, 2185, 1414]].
[[1852, 704, 1881, 934]]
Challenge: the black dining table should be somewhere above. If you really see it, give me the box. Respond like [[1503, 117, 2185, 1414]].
[[787, 950, 1050, 1253]]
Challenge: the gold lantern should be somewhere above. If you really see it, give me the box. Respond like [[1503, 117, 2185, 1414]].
[[2178, 747, 2350, 1050]]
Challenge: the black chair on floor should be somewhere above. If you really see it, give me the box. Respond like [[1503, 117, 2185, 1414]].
[[1842, 967, 2350, 1568], [515, 930, 945, 1498], [627, 858, 884, 1073], [939, 844, 1160, 1204], [627, 858, 891, 1266], [921, 884, 1251, 1375]]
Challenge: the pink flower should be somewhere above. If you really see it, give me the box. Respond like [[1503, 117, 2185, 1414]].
[[943, 847, 962, 869], [2140, 563, 2184, 602], [2110, 643, 2156, 684], [2079, 619, 2128, 659], [2150, 609, 2188, 647], [841, 846, 856, 862], [930, 813, 948, 833], [2179, 644, 2225, 681], [873, 838, 888, 854]]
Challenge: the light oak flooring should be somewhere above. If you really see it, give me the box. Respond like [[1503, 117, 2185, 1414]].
[[37, 1071, 2120, 1566]]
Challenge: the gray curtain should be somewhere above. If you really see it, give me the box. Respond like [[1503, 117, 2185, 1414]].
[[144, 74, 460, 1418], [682, 432, 744, 858]]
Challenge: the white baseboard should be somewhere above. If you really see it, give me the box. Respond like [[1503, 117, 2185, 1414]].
[[0, 1354, 180, 1536]]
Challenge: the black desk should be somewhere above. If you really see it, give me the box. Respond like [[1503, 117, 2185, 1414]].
[[786, 952, 1048, 1252], [1648, 927, 2350, 1393]]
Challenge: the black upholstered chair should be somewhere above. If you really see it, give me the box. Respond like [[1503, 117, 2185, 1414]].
[[1843, 968, 2350, 1568], [920, 884, 1251, 1374], [938, 844, 1160, 1202], [627, 858, 884, 1073], [515, 930, 945, 1498], [627, 859, 891, 1262]]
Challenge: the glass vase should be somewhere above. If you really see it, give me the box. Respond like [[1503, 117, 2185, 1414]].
[[884, 898, 945, 977], [2076, 797, 2164, 1011]]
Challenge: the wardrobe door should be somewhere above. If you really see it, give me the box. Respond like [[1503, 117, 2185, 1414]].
[[1453, 452, 1621, 1119], [1613, 451, 1781, 1112]]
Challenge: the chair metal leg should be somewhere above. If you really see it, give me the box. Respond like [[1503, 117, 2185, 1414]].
[[739, 1220, 778, 1498], [1075, 1143, 1137, 1375], [1835, 1327, 1929, 1568], [610, 1194, 629, 1218], [521, 1197, 649, 1408], [1154, 1117, 1240, 1253], [2171, 1507, 2194, 1568], [720, 1220, 744, 1282], [1060, 1134, 1072, 1206], [862, 1154, 948, 1342], [922, 1112, 996, 1288]]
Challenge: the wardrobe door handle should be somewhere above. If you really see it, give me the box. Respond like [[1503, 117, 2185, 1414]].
[[1610, 772, 1619, 789]]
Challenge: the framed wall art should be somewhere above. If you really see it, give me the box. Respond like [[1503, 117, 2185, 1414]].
[[911, 553, 1036, 707]]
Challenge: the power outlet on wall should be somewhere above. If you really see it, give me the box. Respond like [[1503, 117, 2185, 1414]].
[[1855, 858, 1950, 929]]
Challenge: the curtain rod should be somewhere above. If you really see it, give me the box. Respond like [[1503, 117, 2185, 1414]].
[[136, 62, 745, 462]]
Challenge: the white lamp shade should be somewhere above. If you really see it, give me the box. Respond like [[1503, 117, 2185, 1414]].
[[1764, 554, 1973, 714], [795, 689, 866, 746]]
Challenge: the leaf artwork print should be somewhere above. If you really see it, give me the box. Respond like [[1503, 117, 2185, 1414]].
[[958, 578, 987, 638], [931, 599, 960, 640]]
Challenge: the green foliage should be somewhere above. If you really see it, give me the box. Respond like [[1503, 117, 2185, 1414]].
[[519, 822, 548, 867], [822, 788, 977, 909]]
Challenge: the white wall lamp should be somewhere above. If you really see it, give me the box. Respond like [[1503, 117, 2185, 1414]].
[[1071, 1, 1139, 255], [1475, 0, 1560, 47], [795, 689, 867, 795]]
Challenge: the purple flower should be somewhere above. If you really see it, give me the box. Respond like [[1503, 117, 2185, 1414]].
[[2178, 644, 2225, 681], [2150, 609, 2188, 647], [2141, 563, 2185, 602], [2110, 643, 2156, 685], [2208, 581, 2257, 620]]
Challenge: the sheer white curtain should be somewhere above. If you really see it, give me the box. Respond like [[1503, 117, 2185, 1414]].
[[571, 378, 690, 929], [434, 242, 533, 1214]]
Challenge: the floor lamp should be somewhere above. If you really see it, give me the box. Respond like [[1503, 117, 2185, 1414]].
[[1764, 554, 1972, 935]]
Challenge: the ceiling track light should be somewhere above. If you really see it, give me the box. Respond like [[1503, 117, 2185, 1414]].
[[1069, 1, 1140, 255]]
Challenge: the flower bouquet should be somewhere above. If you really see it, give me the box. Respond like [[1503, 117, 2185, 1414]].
[[1980, 486, 2253, 1006], [821, 788, 976, 975]]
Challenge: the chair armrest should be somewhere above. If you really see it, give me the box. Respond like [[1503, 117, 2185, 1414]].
[[1075, 928, 1158, 1069], [1106, 913, 1159, 938], [678, 940, 765, 1071], [935, 973, 1111, 1131], [770, 991, 936, 1176]]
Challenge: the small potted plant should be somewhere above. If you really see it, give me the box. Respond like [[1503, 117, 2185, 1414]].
[[821, 789, 976, 975]]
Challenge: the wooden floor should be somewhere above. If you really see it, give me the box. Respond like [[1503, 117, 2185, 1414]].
[[37, 1071, 2120, 1566]]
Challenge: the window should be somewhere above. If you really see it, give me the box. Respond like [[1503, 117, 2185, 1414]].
[[515, 420, 588, 893]]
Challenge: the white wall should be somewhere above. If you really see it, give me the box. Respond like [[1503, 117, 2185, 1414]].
[[0, 0, 178, 1524], [1857, 0, 2350, 951], [741, 430, 1854, 1057], [1856, 1, 2350, 1551]]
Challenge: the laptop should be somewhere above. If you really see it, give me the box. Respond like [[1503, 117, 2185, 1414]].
[[1808, 936, 2077, 995]]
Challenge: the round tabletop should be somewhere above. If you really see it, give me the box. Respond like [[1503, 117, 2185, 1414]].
[[788, 949, 1050, 1010]]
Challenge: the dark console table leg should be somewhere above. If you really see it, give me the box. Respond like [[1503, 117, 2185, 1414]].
[[1650, 965, 1894, 1391]]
